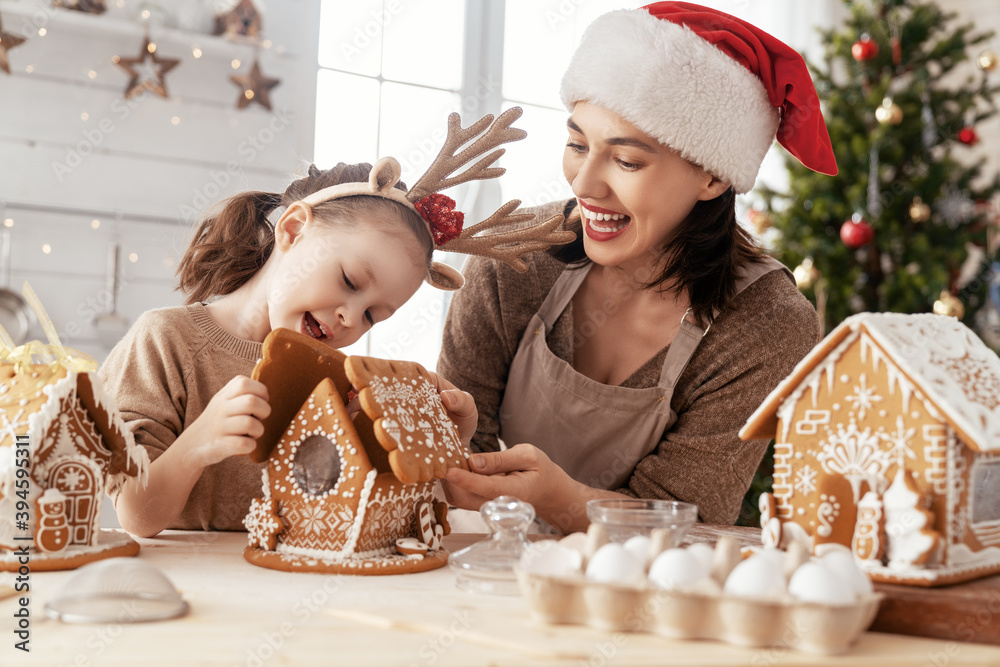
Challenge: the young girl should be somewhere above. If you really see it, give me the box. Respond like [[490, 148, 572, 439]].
[[100, 161, 477, 537]]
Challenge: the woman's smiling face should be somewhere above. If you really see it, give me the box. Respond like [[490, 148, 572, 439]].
[[562, 101, 727, 272]]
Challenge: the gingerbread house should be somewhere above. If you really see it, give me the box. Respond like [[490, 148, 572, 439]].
[[243, 329, 469, 575], [0, 360, 149, 571], [741, 312, 1000, 586]]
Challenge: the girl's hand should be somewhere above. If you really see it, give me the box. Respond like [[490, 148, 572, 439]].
[[427, 372, 478, 449], [443, 443, 607, 533], [180, 375, 271, 469]]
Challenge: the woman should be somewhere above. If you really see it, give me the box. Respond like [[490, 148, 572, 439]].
[[438, 2, 838, 531]]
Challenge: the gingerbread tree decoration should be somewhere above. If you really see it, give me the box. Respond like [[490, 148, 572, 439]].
[[883, 467, 940, 569]]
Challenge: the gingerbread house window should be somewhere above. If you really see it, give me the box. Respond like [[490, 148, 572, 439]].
[[293, 434, 342, 496], [971, 459, 1000, 525]]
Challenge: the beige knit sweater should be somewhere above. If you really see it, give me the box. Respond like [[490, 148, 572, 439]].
[[99, 304, 264, 531], [437, 200, 822, 525]]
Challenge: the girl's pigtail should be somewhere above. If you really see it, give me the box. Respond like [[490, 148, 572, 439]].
[[176, 191, 283, 304]]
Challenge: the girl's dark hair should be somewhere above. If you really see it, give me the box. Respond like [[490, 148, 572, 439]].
[[549, 188, 764, 326], [177, 163, 431, 305]]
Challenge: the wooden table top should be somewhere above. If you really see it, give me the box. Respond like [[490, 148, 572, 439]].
[[1, 528, 999, 667]]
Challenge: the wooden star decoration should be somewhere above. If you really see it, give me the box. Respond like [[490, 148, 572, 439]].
[[230, 60, 280, 111], [0, 14, 27, 75], [113, 37, 180, 100]]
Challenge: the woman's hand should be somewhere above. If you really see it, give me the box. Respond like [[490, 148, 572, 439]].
[[178, 376, 271, 468], [443, 443, 626, 533], [427, 371, 478, 449]]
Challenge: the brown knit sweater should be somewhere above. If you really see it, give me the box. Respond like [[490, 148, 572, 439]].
[[437, 200, 822, 525], [99, 304, 264, 531]]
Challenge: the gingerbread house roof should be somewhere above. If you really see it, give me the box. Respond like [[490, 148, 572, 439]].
[[251, 329, 468, 484], [0, 365, 148, 479], [740, 312, 1000, 452]]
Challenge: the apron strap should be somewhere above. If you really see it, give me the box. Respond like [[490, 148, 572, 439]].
[[657, 255, 791, 388], [538, 264, 593, 329], [658, 311, 707, 388]]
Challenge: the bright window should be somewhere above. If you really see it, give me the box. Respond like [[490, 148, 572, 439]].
[[316, 0, 835, 368]]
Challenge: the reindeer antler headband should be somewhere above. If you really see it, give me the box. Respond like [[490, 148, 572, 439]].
[[300, 107, 574, 290]]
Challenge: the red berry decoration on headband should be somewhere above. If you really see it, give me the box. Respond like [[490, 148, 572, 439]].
[[841, 213, 874, 248], [852, 34, 879, 62], [958, 126, 980, 146], [415, 193, 465, 245]]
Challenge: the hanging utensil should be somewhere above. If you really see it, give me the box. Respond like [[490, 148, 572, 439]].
[[94, 242, 130, 349], [0, 228, 35, 345]]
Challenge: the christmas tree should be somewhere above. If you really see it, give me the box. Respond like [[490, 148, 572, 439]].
[[755, 0, 1000, 344], [738, 0, 1000, 527]]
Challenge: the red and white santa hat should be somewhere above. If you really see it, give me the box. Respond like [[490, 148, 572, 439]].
[[560, 1, 838, 194]]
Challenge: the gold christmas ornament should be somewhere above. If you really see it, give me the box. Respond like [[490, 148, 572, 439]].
[[933, 290, 965, 319], [977, 49, 999, 72], [793, 257, 820, 290], [875, 96, 903, 125], [908, 196, 931, 223]]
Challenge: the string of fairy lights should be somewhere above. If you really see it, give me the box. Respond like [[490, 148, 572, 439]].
[[0, 0, 287, 265]]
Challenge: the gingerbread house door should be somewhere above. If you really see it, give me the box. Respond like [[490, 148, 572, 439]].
[[47, 458, 101, 546]]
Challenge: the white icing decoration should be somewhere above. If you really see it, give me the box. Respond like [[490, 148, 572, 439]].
[[883, 468, 938, 569]]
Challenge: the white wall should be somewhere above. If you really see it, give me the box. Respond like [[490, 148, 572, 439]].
[[0, 0, 319, 361]]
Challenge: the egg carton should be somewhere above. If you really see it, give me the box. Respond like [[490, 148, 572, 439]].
[[516, 569, 882, 655]]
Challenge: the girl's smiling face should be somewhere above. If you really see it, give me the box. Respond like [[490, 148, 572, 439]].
[[562, 101, 728, 272], [267, 204, 427, 349]]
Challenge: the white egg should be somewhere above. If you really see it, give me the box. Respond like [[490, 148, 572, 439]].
[[520, 541, 583, 577], [686, 541, 714, 564], [683, 542, 715, 580], [788, 561, 856, 605], [648, 548, 708, 590], [585, 543, 645, 585], [558, 532, 588, 555], [623, 535, 652, 567], [723, 554, 787, 599], [820, 550, 873, 597]]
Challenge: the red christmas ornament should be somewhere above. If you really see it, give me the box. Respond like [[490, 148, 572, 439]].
[[852, 34, 879, 61], [841, 213, 874, 248], [958, 126, 980, 146], [414, 193, 464, 245]]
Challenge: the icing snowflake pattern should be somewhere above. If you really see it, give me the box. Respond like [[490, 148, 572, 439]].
[[845, 374, 883, 420], [281, 502, 354, 551], [794, 464, 818, 495], [881, 416, 917, 466], [57, 468, 85, 491], [245, 497, 282, 550]]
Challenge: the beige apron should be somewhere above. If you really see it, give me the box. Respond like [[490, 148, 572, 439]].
[[498, 256, 788, 490]]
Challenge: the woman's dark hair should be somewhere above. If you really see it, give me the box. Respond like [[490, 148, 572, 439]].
[[176, 163, 431, 305], [549, 188, 764, 326]]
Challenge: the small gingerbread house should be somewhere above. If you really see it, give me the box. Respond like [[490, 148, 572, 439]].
[[741, 312, 1000, 586], [243, 329, 469, 574], [213, 0, 262, 38], [1, 360, 149, 571]]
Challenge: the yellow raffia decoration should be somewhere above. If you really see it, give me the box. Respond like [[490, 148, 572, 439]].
[[0, 282, 97, 375]]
